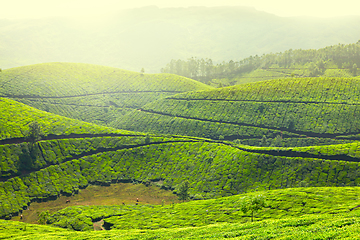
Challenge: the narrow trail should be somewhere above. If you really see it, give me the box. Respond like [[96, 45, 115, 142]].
[[0, 133, 143, 146], [139, 109, 360, 139], [228, 143, 360, 163], [166, 97, 360, 105], [0, 139, 199, 182], [2, 135, 360, 183], [1, 90, 183, 99], [12, 99, 140, 110]]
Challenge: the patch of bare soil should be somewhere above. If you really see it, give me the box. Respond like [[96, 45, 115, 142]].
[[12, 182, 179, 224]]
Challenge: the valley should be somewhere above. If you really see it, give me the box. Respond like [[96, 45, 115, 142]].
[[1, 16, 360, 238]]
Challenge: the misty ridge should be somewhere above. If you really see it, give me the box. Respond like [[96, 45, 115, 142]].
[[1, 5, 360, 72]]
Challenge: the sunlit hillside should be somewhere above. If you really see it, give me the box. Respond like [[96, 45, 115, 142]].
[[3, 96, 360, 221], [3, 187, 360, 239], [0, 62, 212, 126], [115, 77, 360, 147]]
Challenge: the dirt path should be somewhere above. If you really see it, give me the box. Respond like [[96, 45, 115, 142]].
[[12, 182, 180, 224]]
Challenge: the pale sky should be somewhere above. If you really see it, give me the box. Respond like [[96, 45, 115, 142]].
[[1, 0, 360, 19]]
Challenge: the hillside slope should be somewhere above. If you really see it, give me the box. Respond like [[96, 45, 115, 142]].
[[0, 62, 212, 126], [114, 77, 360, 146], [2, 96, 360, 221]]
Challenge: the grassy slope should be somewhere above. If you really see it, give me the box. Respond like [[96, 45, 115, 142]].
[[3, 96, 360, 219], [213, 64, 356, 87], [0, 62, 213, 126], [2, 87, 360, 238], [3, 187, 360, 239], [114, 77, 360, 146], [0, 97, 134, 140], [48, 186, 360, 230]]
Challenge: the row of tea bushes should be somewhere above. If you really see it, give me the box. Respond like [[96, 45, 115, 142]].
[[0, 98, 135, 140], [177, 77, 360, 104], [13, 91, 181, 127], [114, 77, 360, 144], [140, 99, 360, 135], [2, 140, 360, 218], [237, 137, 353, 147], [0, 135, 195, 178], [0, 63, 212, 97], [113, 110, 299, 140], [48, 187, 360, 231]]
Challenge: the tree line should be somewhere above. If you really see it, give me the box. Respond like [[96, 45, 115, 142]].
[[161, 41, 360, 83]]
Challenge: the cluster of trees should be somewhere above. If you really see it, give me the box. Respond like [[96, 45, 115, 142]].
[[161, 41, 360, 83]]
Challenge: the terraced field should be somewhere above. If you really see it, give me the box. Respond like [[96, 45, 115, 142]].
[[3, 96, 360, 221], [3, 65, 360, 239], [0, 62, 212, 126], [115, 77, 360, 146]]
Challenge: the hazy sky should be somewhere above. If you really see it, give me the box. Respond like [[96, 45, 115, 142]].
[[2, 0, 360, 19]]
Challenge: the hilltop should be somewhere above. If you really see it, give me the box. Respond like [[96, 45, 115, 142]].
[[0, 62, 212, 126], [114, 77, 360, 146]]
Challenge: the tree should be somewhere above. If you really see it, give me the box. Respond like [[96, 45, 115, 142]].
[[25, 121, 42, 145], [140, 68, 145, 74], [144, 134, 151, 144], [19, 121, 43, 170], [240, 195, 266, 222], [38, 210, 50, 225], [178, 180, 190, 202], [353, 63, 357, 76]]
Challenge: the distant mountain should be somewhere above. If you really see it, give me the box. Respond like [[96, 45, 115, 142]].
[[1, 6, 360, 72]]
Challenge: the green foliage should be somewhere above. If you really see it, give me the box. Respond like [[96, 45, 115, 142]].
[[115, 77, 360, 145], [144, 134, 151, 144], [162, 41, 360, 84], [38, 210, 50, 225], [3, 211, 360, 239], [24, 121, 42, 144], [240, 195, 266, 222], [0, 97, 135, 140], [45, 187, 360, 232], [0, 63, 212, 127], [4, 137, 360, 219], [178, 180, 190, 202]]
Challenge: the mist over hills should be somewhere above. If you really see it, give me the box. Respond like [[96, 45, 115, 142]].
[[1, 6, 360, 72]]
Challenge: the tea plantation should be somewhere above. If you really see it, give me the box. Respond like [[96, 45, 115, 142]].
[[115, 77, 360, 147], [0, 62, 212, 126], [2, 66, 360, 238], [2, 187, 360, 239]]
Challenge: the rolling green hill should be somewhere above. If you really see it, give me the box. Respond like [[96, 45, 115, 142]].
[[0, 97, 136, 141], [114, 77, 360, 147], [3, 64, 360, 239], [0, 62, 212, 126], [2, 95, 360, 220]]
